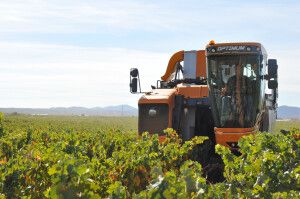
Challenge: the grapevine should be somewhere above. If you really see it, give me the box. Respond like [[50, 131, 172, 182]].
[[0, 114, 299, 198]]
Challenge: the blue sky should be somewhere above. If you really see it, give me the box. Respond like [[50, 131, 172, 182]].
[[0, 0, 299, 108]]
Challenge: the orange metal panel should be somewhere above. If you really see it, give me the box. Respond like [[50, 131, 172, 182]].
[[196, 50, 206, 78], [138, 89, 176, 104], [176, 84, 209, 99], [214, 127, 256, 147], [215, 127, 255, 133], [138, 89, 176, 128], [138, 98, 170, 104], [161, 51, 184, 81]]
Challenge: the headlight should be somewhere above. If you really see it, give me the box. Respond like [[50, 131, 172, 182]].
[[149, 108, 157, 117]]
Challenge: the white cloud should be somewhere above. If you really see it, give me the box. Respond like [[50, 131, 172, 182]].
[[1, 40, 299, 108], [0, 0, 178, 33], [0, 41, 170, 107], [1, 0, 298, 34], [0, 0, 299, 107]]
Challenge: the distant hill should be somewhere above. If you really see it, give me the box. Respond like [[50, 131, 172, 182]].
[[1, 105, 299, 119], [277, 106, 300, 119], [0, 105, 138, 116]]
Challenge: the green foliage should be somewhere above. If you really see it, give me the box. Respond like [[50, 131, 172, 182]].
[[0, 115, 299, 198], [216, 132, 300, 198]]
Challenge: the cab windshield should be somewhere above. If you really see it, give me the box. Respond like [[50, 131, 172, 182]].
[[207, 55, 261, 128]]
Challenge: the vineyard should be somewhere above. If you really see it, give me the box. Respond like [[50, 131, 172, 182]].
[[0, 114, 299, 198]]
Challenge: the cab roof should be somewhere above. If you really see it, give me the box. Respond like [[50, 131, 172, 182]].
[[206, 41, 267, 56]]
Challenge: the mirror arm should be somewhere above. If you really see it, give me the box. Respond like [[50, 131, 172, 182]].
[[138, 73, 142, 93]]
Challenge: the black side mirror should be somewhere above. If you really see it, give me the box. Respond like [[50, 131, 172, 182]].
[[130, 68, 139, 78], [267, 59, 278, 90], [131, 78, 138, 92], [268, 79, 278, 89], [268, 59, 278, 79], [130, 68, 141, 93]]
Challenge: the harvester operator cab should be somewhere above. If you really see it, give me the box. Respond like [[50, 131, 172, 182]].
[[206, 41, 278, 143]]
